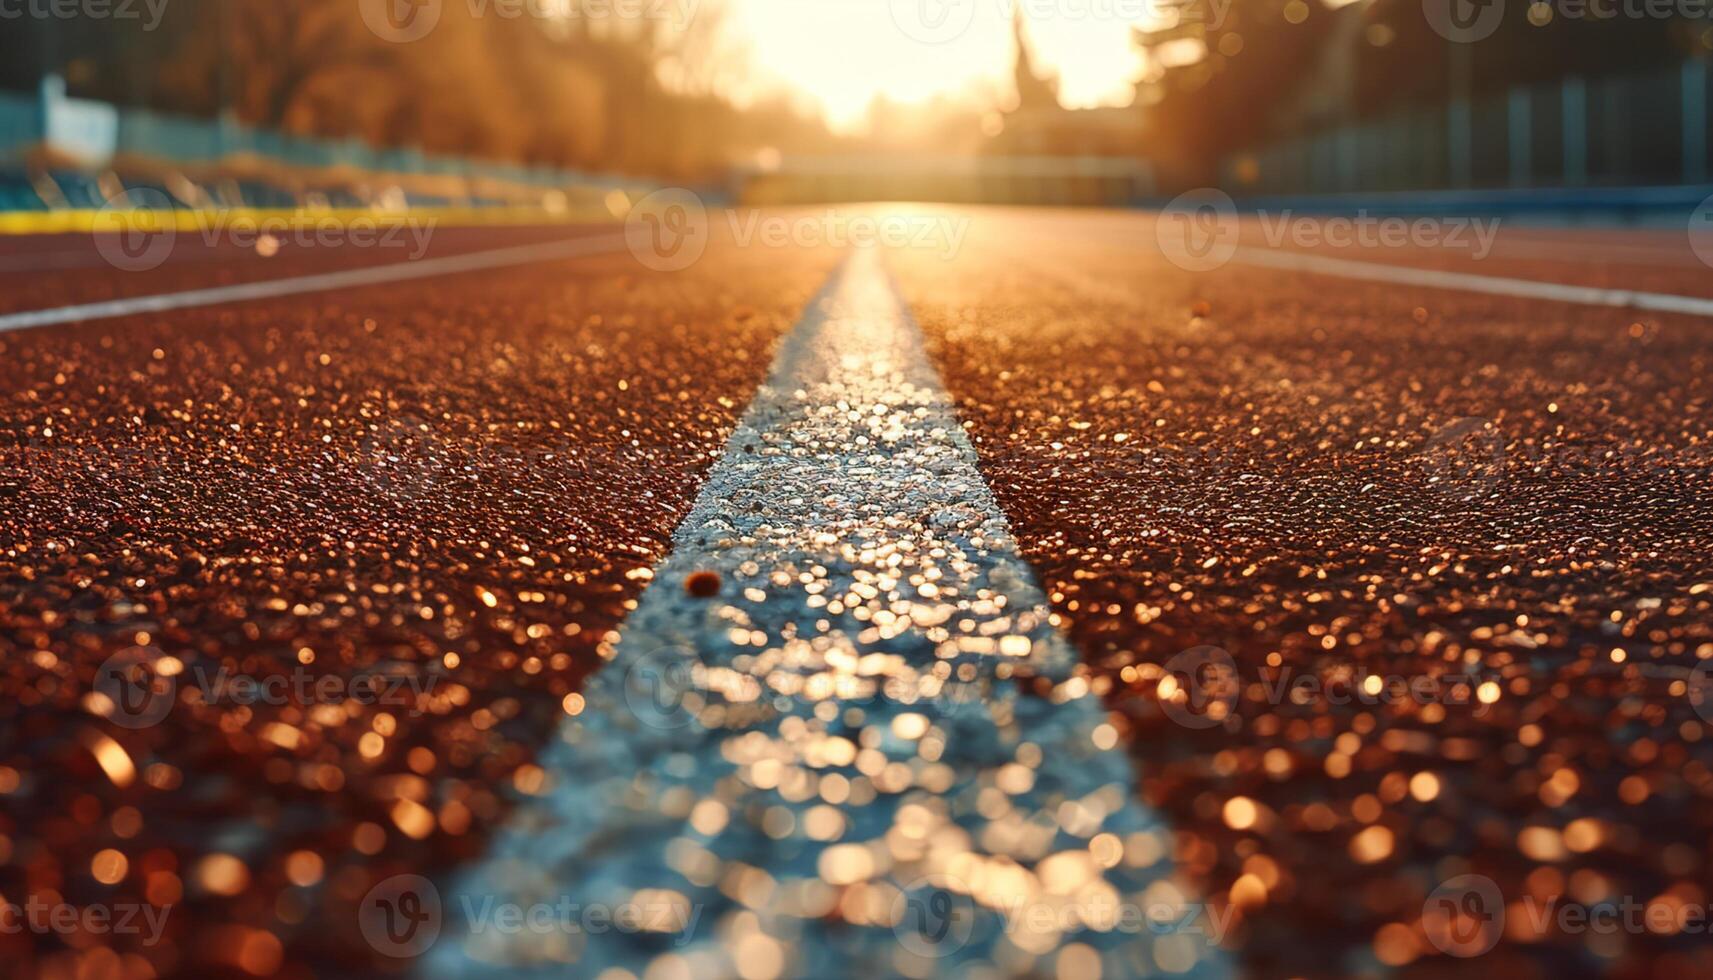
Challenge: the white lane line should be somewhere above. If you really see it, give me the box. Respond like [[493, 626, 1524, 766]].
[[1233, 245, 1713, 317], [1487, 236, 1709, 267], [421, 248, 1229, 978], [0, 232, 628, 333]]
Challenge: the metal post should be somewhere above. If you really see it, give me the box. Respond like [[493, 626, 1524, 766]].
[[1685, 59, 1708, 184], [1508, 87, 1532, 187], [1449, 102, 1472, 188], [1337, 127, 1358, 192], [1448, 41, 1473, 188], [217, 0, 232, 158], [1390, 113, 1409, 190], [1603, 77, 1627, 182], [1316, 133, 1335, 193], [1562, 76, 1586, 185]]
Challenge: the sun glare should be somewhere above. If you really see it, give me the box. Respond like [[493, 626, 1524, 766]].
[[721, 0, 1161, 133]]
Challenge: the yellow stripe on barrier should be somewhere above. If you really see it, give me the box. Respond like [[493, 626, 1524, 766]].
[[0, 206, 621, 236]]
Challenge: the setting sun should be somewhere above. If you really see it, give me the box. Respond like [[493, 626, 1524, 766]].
[[717, 0, 1162, 131]]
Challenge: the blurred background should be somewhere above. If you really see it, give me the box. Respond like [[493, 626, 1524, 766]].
[[0, 0, 1709, 212]]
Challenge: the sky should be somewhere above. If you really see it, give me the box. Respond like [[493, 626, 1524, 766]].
[[715, 0, 1169, 132]]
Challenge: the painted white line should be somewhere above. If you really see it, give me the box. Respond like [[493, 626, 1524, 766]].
[[1488, 236, 1708, 268], [421, 249, 1228, 978], [0, 233, 628, 334], [1233, 245, 1713, 317]]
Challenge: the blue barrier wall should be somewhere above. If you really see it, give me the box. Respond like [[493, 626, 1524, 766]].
[[1222, 61, 1712, 196], [2, 76, 641, 203], [0, 91, 42, 154]]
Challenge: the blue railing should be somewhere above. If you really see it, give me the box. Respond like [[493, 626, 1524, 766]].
[[1221, 61, 1711, 198], [1, 76, 646, 212]]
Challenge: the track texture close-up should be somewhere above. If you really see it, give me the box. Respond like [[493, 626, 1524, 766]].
[[891, 209, 1713, 980], [0, 231, 840, 976], [3, 206, 1713, 980]]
